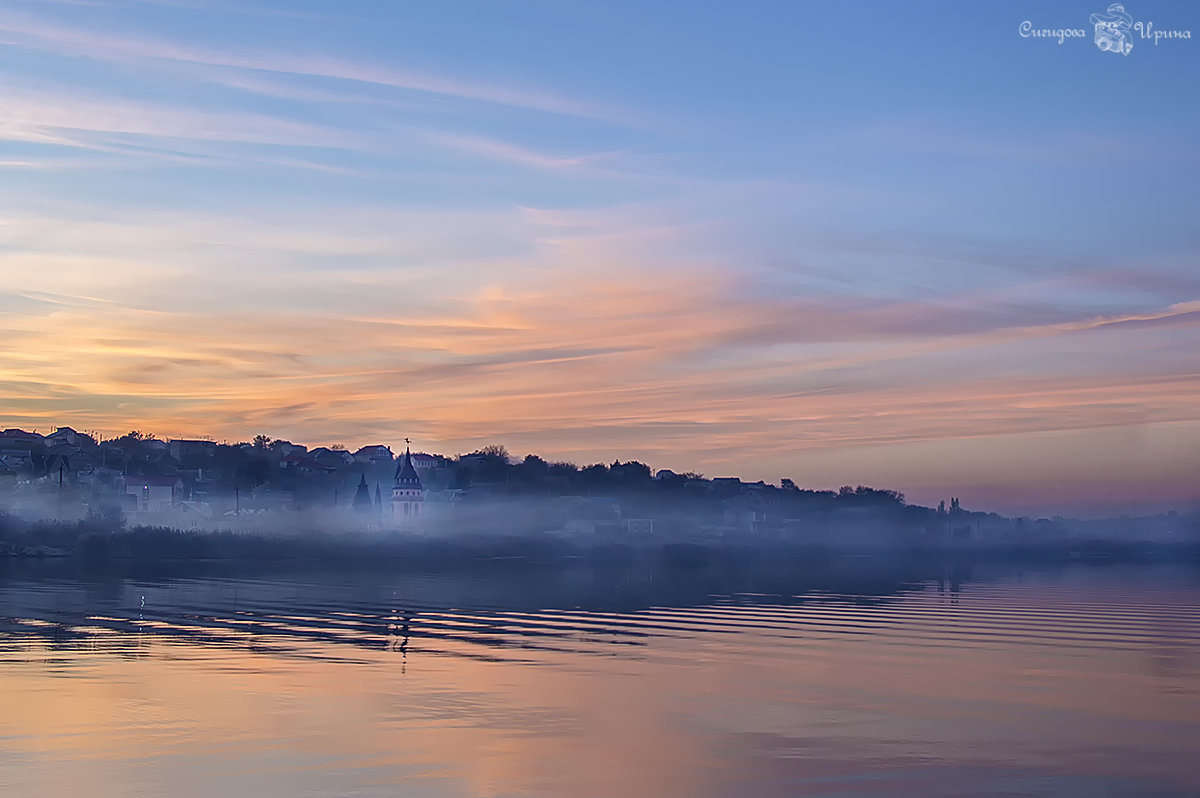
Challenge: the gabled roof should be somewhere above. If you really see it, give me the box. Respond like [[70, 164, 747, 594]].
[[2, 428, 43, 440], [46, 453, 71, 470], [309, 446, 346, 457]]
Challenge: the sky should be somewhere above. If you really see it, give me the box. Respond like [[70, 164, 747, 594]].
[[1, 0, 1198, 517]]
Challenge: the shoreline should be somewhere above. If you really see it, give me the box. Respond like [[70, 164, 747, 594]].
[[2, 520, 1197, 568]]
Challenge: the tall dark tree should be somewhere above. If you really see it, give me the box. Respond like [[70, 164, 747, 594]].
[[478, 444, 511, 464]]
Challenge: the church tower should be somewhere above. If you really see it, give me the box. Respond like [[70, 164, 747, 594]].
[[390, 439, 424, 524]]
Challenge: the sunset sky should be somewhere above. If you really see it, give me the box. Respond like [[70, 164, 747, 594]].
[[2, 1, 1198, 516]]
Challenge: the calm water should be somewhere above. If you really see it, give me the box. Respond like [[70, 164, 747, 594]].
[[1, 558, 1198, 797]]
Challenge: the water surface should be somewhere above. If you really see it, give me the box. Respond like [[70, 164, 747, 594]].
[[1, 559, 1197, 797]]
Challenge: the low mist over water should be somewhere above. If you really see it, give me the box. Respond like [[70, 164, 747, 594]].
[[2, 558, 1197, 797]]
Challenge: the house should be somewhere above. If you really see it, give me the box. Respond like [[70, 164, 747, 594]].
[[144, 451, 181, 475], [564, 518, 597, 536], [46, 426, 81, 447], [409, 452, 440, 470], [45, 441, 82, 461], [456, 453, 490, 471], [0, 429, 44, 445], [123, 475, 184, 512], [0, 448, 33, 471], [424, 488, 464, 504], [280, 454, 307, 470], [98, 442, 124, 462], [353, 445, 394, 464], [722, 506, 760, 532], [588, 497, 622, 521], [169, 439, 216, 460], [177, 501, 213, 528], [178, 468, 212, 500], [557, 496, 622, 535], [84, 466, 125, 493], [45, 451, 74, 479], [565, 517, 623, 538], [623, 518, 656, 538], [308, 447, 354, 469]]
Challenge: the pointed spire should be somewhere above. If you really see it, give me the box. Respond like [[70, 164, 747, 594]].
[[353, 472, 373, 512], [393, 439, 422, 488]]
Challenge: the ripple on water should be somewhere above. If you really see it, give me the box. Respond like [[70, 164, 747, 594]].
[[0, 562, 1197, 798]]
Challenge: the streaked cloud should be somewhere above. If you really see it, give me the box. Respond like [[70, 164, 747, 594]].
[[0, 84, 360, 150], [0, 7, 631, 122], [3, 211, 1197, 486]]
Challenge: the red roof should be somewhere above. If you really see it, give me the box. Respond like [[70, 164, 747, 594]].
[[1, 428, 43, 439]]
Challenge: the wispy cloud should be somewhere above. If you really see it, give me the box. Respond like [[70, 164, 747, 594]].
[[425, 131, 624, 171], [0, 8, 632, 123], [0, 84, 366, 151], [4, 219, 1198, 469]]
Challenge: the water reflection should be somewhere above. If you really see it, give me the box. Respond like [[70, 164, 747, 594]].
[[0, 557, 961, 664], [0, 558, 1198, 798]]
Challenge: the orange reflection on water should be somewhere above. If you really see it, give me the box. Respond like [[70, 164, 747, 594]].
[[0, 569, 1198, 797]]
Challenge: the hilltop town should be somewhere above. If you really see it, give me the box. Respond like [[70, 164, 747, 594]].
[[0, 426, 1194, 556]]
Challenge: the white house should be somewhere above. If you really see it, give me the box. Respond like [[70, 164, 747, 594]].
[[354, 445, 394, 464], [124, 475, 184, 512]]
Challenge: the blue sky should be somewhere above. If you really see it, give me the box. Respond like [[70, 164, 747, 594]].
[[1, 0, 1198, 516]]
